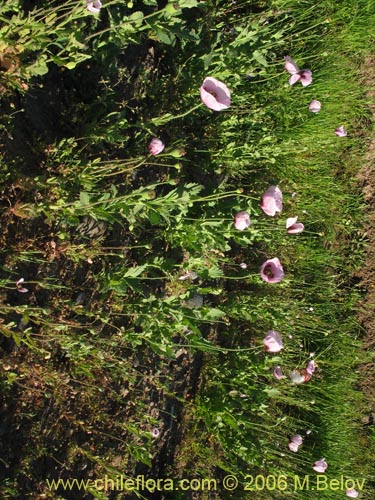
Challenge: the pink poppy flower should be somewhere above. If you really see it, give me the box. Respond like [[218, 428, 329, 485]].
[[284, 56, 312, 87], [309, 100, 321, 113], [260, 257, 285, 283], [200, 77, 231, 111], [335, 125, 347, 137], [346, 489, 359, 498], [288, 435, 303, 452], [261, 186, 283, 216], [313, 459, 328, 473], [86, 0, 102, 13], [273, 366, 284, 379], [151, 428, 160, 438], [286, 216, 304, 234], [148, 138, 165, 156], [16, 278, 28, 293], [234, 211, 251, 230], [263, 330, 283, 353]]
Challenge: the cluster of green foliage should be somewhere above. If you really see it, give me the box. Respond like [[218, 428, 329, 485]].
[[0, 0, 374, 498]]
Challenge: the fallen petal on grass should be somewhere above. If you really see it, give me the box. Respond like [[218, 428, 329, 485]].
[[299, 70, 313, 86], [288, 434, 303, 452], [306, 360, 316, 375], [335, 125, 347, 137], [313, 458, 328, 473], [346, 489, 359, 498], [286, 216, 304, 234], [261, 186, 283, 216], [264, 330, 283, 353], [284, 56, 300, 74], [290, 370, 306, 385], [309, 100, 321, 112], [273, 365, 284, 379]]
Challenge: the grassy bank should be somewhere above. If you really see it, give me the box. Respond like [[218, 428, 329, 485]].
[[0, 0, 374, 498]]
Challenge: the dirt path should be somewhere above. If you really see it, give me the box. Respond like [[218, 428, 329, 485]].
[[356, 57, 375, 421]]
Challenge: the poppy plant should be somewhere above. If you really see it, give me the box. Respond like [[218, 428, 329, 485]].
[[86, 0, 102, 13], [200, 77, 231, 111], [335, 125, 347, 137], [313, 459, 328, 473], [234, 211, 251, 230], [260, 257, 284, 283], [309, 100, 321, 113], [288, 435, 303, 453], [261, 186, 283, 216], [286, 216, 304, 234], [284, 56, 313, 87], [148, 138, 165, 156], [263, 330, 283, 353]]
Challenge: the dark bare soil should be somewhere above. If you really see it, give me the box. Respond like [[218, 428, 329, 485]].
[[356, 58, 375, 419]]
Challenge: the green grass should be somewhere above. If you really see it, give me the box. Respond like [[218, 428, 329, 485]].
[[0, 0, 374, 498]]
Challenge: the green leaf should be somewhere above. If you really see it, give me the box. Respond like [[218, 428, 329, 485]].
[[25, 55, 49, 76], [252, 49, 268, 66], [123, 265, 148, 278], [150, 113, 174, 126], [156, 28, 175, 45], [202, 308, 226, 320], [129, 11, 144, 26], [79, 191, 91, 206]]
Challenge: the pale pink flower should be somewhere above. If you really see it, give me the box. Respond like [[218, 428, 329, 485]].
[[284, 56, 312, 87], [260, 257, 285, 283], [313, 458, 328, 473], [200, 77, 231, 111], [234, 211, 251, 230], [286, 216, 304, 234], [290, 370, 306, 385], [309, 100, 321, 113], [263, 330, 283, 353], [86, 0, 102, 13], [239, 262, 247, 269], [16, 278, 28, 293], [178, 270, 198, 281], [261, 186, 283, 216], [273, 366, 284, 379], [306, 360, 316, 376], [335, 125, 347, 137], [288, 435, 303, 452], [346, 489, 359, 498], [148, 138, 165, 156], [151, 428, 160, 438]]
